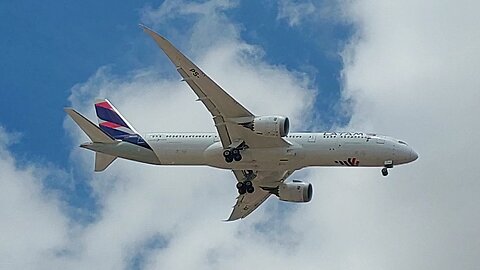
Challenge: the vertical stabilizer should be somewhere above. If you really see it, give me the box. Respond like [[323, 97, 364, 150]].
[[94, 99, 139, 139], [94, 99, 152, 149]]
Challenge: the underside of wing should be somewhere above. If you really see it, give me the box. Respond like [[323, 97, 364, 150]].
[[226, 170, 294, 221], [141, 25, 290, 149], [227, 190, 271, 221], [141, 25, 253, 119]]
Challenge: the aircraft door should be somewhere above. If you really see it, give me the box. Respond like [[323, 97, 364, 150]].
[[308, 135, 316, 142]]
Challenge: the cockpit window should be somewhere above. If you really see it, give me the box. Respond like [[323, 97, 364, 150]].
[[398, 140, 407, 145]]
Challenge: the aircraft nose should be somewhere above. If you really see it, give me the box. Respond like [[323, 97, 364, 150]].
[[410, 148, 418, 162]]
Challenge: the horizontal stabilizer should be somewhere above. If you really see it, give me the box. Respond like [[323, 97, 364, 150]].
[[95, 152, 117, 172], [65, 108, 114, 143]]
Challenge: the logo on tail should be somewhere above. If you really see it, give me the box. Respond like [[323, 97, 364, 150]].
[[94, 99, 151, 150], [95, 100, 138, 140]]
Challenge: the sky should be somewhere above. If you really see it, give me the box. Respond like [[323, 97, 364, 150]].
[[1, 0, 480, 269]]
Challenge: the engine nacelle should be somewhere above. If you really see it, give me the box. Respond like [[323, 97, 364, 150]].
[[252, 116, 290, 137], [278, 180, 313, 203]]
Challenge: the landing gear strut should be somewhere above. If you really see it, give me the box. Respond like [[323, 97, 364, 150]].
[[382, 160, 393, 177]]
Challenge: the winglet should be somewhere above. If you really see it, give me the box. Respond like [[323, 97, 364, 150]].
[[139, 24, 158, 36], [139, 24, 161, 41], [138, 23, 151, 31]]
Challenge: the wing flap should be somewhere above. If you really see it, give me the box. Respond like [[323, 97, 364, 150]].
[[213, 116, 232, 147]]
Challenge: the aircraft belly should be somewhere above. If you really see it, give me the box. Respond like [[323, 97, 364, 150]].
[[302, 140, 393, 167], [150, 140, 210, 165], [203, 142, 304, 170]]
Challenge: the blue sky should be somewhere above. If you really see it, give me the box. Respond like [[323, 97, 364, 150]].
[[1, 1, 350, 223], [0, 0, 349, 170], [2, 0, 480, 269]]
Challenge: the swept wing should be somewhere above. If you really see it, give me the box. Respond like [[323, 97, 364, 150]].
[[141, 25, 289, 149], [227, 170, 294, 221]]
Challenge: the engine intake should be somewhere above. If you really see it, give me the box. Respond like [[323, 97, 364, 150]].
[[250, 116, 290, 137], [277, 180, 313, 203]]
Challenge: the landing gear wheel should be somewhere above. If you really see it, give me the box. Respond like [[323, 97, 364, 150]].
[[223, 149, 231, 157], [236, 182, 244, 189], [382, 167, 389, 177], [225, 156, 233, 163], [236, 180, 254, 194], [232, 148, 240, 156], [233, 154, 242, 162]]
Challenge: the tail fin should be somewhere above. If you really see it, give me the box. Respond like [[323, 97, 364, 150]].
[[94, 99, 139, 140], [94, 99, 152, 150]]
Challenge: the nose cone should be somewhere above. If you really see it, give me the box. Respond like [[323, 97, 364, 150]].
[[410, 148, 418, 162]]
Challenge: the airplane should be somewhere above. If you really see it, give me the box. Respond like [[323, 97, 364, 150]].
[[65, 25, 418, 221]]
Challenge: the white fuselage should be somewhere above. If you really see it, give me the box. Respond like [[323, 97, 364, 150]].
[[139, 132, 417, 171]]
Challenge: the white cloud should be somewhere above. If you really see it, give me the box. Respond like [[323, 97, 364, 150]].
[[59, 0, 316, 269], [277, 0, 316, 27], [5, 0, 480, 269], [0, 126, 69, 270], [141, 0, 239, 50], [325, 0, 480, 269]]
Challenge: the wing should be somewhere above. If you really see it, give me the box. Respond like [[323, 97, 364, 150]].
[[141, 25, 289, 148], [226, 170, 294, 221]]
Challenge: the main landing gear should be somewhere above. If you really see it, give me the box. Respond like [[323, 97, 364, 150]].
[[223, 141, 247, 163], [236, 180, 254, 194], [236, 170, 256, 195], [223, 148, 242, 163]]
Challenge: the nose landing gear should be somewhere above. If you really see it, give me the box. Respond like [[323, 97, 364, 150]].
[[382, 160, 393, 177]]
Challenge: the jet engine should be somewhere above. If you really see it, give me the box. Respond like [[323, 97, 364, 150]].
[[277, 180, 313, 203], [249, 116, 289, 137]]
